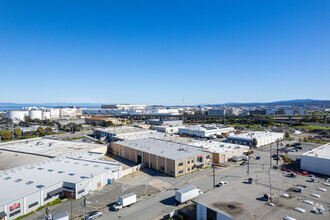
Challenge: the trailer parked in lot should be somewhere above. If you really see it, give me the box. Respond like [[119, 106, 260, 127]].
[[175, 185, 203, 204]]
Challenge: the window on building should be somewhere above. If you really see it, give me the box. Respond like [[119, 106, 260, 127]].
[[187, 161, 190, 164], [9, 210, 21, 217], [178, 162, 183, 166], [28, 202, 38, 209], [197, 157, 203, 162], [188, 167, 191, 171], [206, 155, 210, 159], [178, 170, 183, 174], [78, 189, 85, 194]]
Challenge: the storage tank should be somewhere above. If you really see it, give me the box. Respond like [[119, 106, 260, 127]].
[[4, 110, 28, 122], [42, 111, 51, 120], [29, 110, 42, 120]]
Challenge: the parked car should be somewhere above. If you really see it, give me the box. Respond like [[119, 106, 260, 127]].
[[240, 161, 248, 166], [294, 143, 301, 146], [301, 171, 308, 177], [256, 156, 261, 160], [281, 168, 287, 172], [85, 211, 103, 220], [216, 181, 229, 187]]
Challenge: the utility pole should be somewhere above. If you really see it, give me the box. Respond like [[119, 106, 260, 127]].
[[70, 192, 74, 220], [247, 151, 250, 175], [269, 142, 272, 168], [212, 160, 216, 189], [268, 168, 272, 201], [82, 195, 87, 220], [276, 139, 279, 166]]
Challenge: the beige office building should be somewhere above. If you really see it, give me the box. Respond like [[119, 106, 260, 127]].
[[111, 138, 212, 177]]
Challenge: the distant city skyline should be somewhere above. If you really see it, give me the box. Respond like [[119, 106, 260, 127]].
[[0, 0, 329, 105]]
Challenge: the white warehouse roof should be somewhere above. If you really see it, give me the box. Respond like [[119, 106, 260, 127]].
[[191, 141, 249, 153], [0, 155, 121, 206]]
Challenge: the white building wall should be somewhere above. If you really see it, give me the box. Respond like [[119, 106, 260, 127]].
[[29, 110, 42, 120], [301, 155, 330, 176]]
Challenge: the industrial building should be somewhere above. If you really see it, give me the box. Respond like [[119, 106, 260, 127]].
[[145, 119, 183, 127], [111, 138, 212, 177], [226, 131, 284, 147], [191, 141, 249, 163], [0, 155, 122, 220], [85, 117, 126, 126], [301, 143, 330, 176], [101, 104, 146, 110], [93, 126, 164, 142], [0, 138, 107, 159], [193, 171, 330, 220], [178, 124, 235, 138]]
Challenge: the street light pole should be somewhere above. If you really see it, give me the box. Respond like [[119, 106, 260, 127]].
[[82, 195, 87, 220], [213, 160, 216, 189], [276, 139, 279, 166]]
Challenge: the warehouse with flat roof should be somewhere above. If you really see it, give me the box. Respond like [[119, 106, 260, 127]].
[[191, 141, 249, 163], [93, 126, 161, 141], [301, 143, 330, 176], [0, 155, 122, 220], [178, 124, 235, 138], [226, 131, 284, 147], [111, 138, 212, 177]]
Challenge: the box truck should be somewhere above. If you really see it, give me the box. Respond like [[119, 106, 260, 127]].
[[112, 193, 137, 211], [175, 185, 203, 204]]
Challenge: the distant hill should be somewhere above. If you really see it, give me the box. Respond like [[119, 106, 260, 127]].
[[205, 99, 330, 107]]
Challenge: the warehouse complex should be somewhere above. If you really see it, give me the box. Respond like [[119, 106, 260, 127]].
[[191, 141, 249, 163], [178, 124, 235, 138], [111, 138, 212, 177], [0, 154, 122, 220], [226, 131, 284, 147], [301, 143, 330, 176]]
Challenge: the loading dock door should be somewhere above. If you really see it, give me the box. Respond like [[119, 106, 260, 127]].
[[137, 155, 142, 163]]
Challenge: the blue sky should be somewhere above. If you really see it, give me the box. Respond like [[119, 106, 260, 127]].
[[0, 0, 329, 105]]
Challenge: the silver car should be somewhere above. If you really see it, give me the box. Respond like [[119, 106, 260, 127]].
[[85, 211, 103, 220]]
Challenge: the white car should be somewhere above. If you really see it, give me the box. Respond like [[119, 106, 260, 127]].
[[216, 181, 229, 187], [85, 211, 103, 220]]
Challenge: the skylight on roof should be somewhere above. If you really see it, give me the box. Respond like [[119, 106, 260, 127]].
[[36, 185, 45, 188], [26, 181, 33, 185], [4, 177, 11, 180], [15, 178, 23, 182], [58, 171, 64, 173], [69, 173, 75, 176]]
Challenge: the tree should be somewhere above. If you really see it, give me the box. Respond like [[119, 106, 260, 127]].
[[0, 129, 12, 140], [104, 120, 114, 127], [14, 128, 21, 137], [252, 138, 258, 147], [45, 127, 52, 135], [285, 132, 290, 138], [37, 127, 45, 136]]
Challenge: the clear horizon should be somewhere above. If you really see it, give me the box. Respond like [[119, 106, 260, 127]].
[[0, 0, 329, 105]]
